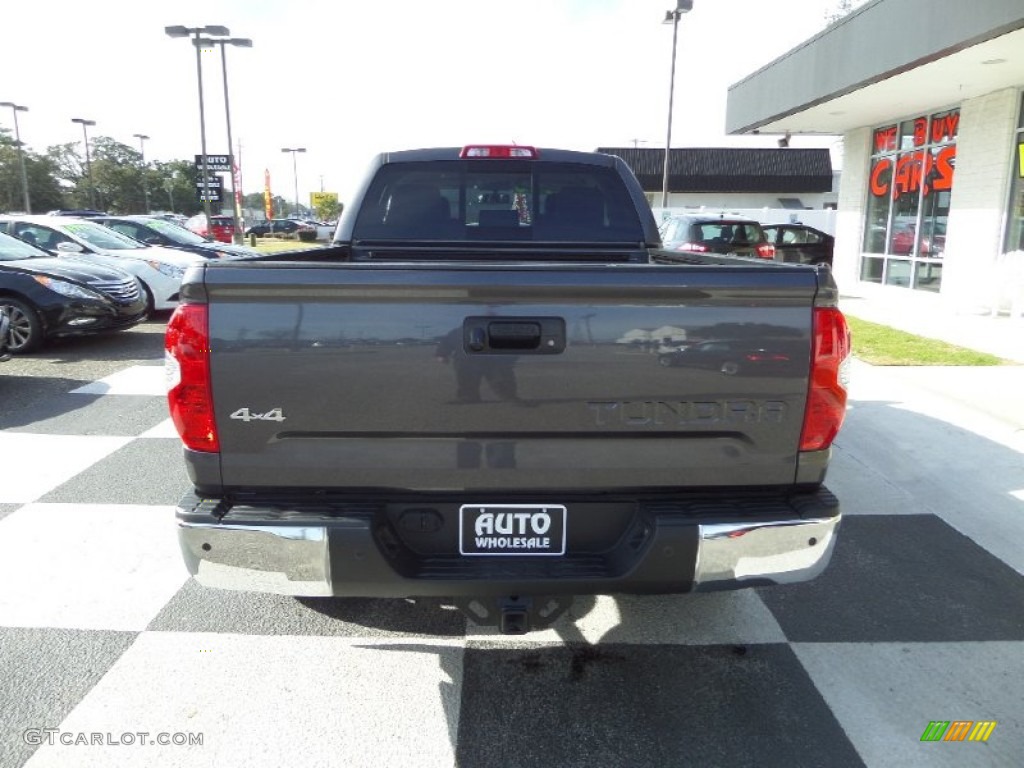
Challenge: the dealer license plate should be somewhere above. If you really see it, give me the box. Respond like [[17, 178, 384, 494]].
[[459, 504, 567, 556]]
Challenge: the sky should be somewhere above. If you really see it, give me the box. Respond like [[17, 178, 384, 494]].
[[2, 0, 854, 208]]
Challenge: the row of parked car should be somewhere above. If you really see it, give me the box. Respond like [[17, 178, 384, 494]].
[[0, 213, 267, 356], [657, 213, 835, 266], [184, 213, 322, 242]]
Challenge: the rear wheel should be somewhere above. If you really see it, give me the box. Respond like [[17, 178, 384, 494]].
[[0, 298, 44, 354], [720, 360, 740, 376]]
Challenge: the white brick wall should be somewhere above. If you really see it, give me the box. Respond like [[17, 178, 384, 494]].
[[944, 88, 1019, 310], [833, 127, 872, 291]]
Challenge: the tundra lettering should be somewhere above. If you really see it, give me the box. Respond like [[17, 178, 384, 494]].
[[586, 400, 788, 427]]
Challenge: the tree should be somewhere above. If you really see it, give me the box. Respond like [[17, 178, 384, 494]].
[[5, 130, 230, 217], [152, 160, 203, 216], [90, 137, 146, 213], [46, 142, 89, 208], [0, 129, 65, 213], [22, 154, 65, 212], [242, 191, 291, 220]]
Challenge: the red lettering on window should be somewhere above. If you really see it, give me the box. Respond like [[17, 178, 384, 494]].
[[913, 117, 927, 147], [893, 152, 924, 198], [874, 126, 897, 153], [870, 158, 892, 197], [931, 112, 960, 143], [930, 146, 956, 192]]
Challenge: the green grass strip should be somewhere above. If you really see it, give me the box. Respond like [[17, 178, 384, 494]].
[[847, 316, 1007, 366]]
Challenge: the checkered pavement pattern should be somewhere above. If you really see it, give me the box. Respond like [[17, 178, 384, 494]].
[[1, 359, 1022, 768]]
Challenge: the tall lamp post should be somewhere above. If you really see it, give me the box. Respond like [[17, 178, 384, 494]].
[[165, 24, 230, 229], [133, 133, 150, 213], [661, 0, 693, 209], [1, 102, 31, 213], [281, 147, 306, 218], [164, 179, 176, 212], [71, 117, 97, 209], [199, 36, 252, 244]]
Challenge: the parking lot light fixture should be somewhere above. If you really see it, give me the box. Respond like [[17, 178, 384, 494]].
[[661, 1, 693, 209], [1, 101, 31, 213], [281, 148, 306, 218], [165, 25, 231, 229], [133, 133, 150, 213], [196, 36, 253, 244], [71, 117, 97, 209]]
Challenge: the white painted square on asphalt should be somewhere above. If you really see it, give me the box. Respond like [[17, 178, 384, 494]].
[[139, 418, 178, 439], [23, 633, 463, 768], [793, 642, 1024, 768], [0, 503, 188, 631], [0, 433, 133, 504], [70, 365, 166, 397], [466, 592, 786, 645]]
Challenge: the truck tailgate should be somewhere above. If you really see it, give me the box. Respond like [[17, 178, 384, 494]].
[[202, 262, 819, 491]]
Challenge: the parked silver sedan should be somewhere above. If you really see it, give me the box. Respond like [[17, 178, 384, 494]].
[[0, 215, 203, 314]]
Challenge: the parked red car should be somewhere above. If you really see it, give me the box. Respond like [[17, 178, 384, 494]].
[[185, 214, 236, 244], [890, 222, 946, 256]]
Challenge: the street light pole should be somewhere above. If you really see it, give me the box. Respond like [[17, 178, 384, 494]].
[[281, 147, 306, 218], [164, 179, 175, 212], [661, 1, 693, 209], [71, 117, 97, 209], [1, 102, 31, 213], [202, 36, 252, 244], [133, 133, 150, 213], [165, 25, 230, 229]]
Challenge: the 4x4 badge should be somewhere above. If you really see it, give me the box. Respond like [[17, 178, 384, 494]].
[[229, 408, 286, 423]]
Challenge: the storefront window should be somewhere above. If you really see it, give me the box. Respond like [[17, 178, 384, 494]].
[[1005, 95, 1024, 253], [863, 109, 958, 291]]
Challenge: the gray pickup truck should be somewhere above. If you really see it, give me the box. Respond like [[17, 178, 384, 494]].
[[166, 145, 851, 633]]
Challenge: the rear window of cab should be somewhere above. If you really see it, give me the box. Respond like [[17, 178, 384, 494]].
[[353, 161, 644, 242]]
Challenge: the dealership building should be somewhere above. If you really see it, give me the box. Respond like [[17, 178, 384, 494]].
[[726, 0, 1024, 313]]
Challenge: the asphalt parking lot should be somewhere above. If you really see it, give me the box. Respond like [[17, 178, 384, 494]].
[[1, 319, 1022, 767]]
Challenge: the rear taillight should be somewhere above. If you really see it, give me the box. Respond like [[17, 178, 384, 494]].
[[460, 145, 539, 159], [165, 303, 219, 453], [800, 307, 851, 452], [675, 242, 708, 253], [756, 243, 776, 259]]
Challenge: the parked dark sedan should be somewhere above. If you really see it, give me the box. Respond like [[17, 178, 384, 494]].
[[0, 306, 10, 362], [0, 231, 147, 353], [245, 218, 315, 237], [94, 215, 257, 259], [657, 338, 806, 377], [762, 223, 835, 266], [658, 214, 776, 260]]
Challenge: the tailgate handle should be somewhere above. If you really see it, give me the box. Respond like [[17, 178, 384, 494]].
[[463, 317, 566, 355], [488, 322, 541, 349]]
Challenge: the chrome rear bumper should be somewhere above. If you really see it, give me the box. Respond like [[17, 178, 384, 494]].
[[178, 509, 840, 597]]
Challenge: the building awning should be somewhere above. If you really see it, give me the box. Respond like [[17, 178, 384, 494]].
[[725, 0, 1024, 137], [596, 147, 833, 193]]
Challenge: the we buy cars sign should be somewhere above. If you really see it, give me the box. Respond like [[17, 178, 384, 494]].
[[194, 154, 233, 172]]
